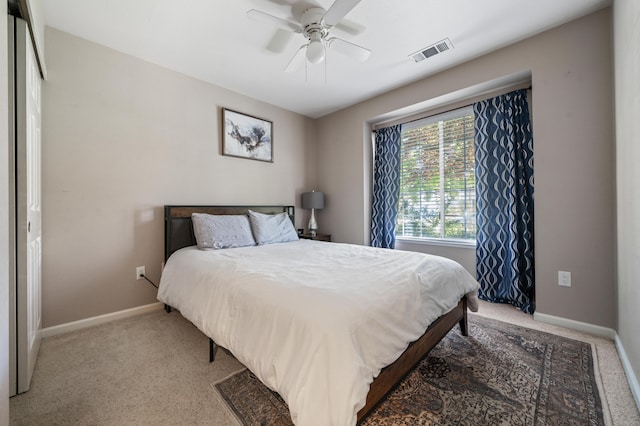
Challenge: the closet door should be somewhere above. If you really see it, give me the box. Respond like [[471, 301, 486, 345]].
[[15, 17, 42, 394]]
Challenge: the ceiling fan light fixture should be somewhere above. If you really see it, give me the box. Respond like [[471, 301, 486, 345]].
[[306, 38, 325, 64]]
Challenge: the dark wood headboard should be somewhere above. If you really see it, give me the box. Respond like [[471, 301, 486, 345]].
[[164, 205, 295, 261]]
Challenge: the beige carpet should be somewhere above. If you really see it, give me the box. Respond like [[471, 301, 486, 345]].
[[10, 301, 640, 425], [10, 308, 245, 425]]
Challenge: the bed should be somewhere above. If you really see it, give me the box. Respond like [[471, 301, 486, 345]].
[[158, 205, 479, 425]]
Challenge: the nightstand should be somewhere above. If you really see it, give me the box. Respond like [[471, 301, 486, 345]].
[[299, 233, 331, 242]]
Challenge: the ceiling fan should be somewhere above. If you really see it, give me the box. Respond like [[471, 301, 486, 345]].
[[247, 0, 371, 72]]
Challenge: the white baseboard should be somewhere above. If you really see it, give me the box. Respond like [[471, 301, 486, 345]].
[[615, 334, 640, 412], [533, 312, 616, 340], [41, 302, 164, 338]]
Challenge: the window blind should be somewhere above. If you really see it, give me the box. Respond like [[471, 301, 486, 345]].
[[396, 106, 476, 241]]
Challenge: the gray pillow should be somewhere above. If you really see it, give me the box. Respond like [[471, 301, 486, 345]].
[[247, 210, 299, 245], [191, 213, 256, 250]]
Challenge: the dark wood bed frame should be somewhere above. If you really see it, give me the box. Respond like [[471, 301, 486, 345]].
[[163, 205, 469, 423]]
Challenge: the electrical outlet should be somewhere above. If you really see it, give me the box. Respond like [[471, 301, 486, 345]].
[[136, 266, 145, 280], [558, 271, 571, 287]]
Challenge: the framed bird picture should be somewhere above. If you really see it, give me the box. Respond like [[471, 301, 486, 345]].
[[222, 108, 273, 162]]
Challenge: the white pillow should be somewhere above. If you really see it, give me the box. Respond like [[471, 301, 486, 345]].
[[247, 210, 299, 245], [191, 213, 256, 250]]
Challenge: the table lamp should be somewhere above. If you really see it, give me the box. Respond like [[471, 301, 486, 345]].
[[301, 191, 325, 237]]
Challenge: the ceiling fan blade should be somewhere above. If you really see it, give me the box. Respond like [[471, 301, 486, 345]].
[[247, 9, 302, 33], [266, 29, 294, 53], [284, 45, 307, 72], [333, 19, 365, 37], [327, 37, 371, 62], [322, 0, 362, 27]]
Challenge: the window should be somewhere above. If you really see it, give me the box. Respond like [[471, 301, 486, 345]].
[[396, 107, 476, 242]]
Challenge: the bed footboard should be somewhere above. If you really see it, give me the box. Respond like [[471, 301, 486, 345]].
[[357, 296, 468, 423], [459, 298, 468, 336]]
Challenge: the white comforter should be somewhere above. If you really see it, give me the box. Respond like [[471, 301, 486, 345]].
[[158, 240, 479, 426]]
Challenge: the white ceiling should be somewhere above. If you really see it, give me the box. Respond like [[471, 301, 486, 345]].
[[42, 0, 611, 118]]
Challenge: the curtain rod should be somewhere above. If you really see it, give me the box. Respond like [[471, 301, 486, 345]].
[[373, 83, 532, 131], [401, 85, 532, 128], [399, 104, 471, 128]]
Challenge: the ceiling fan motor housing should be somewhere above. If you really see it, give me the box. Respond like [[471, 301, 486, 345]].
[[302, 8, 328, 37]]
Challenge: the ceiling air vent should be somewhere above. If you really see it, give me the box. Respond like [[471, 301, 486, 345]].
[[410, 38, 454, 63]]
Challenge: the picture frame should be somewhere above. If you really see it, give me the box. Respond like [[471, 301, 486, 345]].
[[222, 108, 273, 162]]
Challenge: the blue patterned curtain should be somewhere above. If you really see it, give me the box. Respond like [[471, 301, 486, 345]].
[[371, 125, 402, 248], [474, 89, 535, 314]]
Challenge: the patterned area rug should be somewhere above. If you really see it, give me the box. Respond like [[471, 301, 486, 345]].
[[213, 314, 604, 425]]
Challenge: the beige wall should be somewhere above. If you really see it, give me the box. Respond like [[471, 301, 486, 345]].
[[2, 4, 11, 426], [42, 28, 316, 327], [40, 9, 620, 332], [395, 242, 476, 276], [614, 0, 640, 403], [316, 10, 615, 328]]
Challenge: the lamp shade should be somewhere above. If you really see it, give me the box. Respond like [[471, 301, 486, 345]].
[[302, 191, 325, 210]]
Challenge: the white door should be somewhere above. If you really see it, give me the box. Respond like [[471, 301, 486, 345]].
[[15, 17, 42, 394]]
